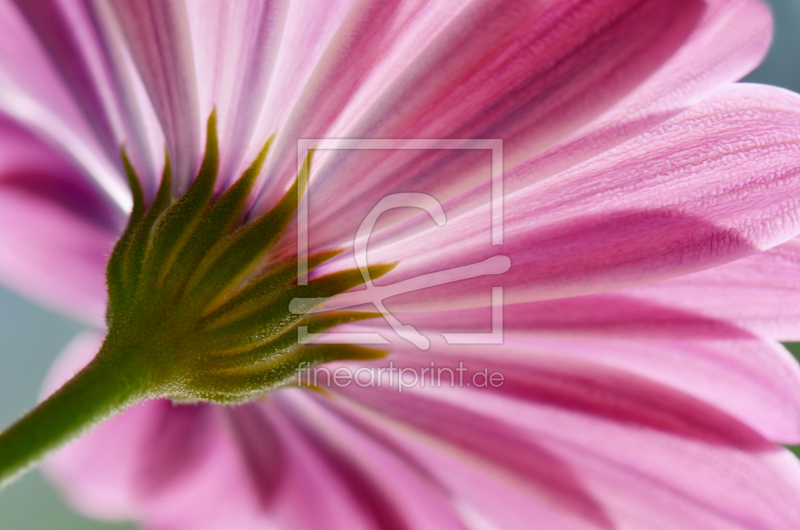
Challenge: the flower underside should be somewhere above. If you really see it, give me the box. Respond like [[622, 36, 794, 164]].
[[106, 110, 388, 404], [0, 111, 394, 489]]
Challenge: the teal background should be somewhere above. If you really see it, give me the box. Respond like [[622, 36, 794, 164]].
[[0, 0, 799, 528]]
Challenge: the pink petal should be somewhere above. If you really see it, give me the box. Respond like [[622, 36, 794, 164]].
[[328, 349, 800, 529], [389, 295, 753, 341], [43, 330, 800, 528], [495, 0, 773, 201], [310, 389, 613, 530], [616, 236, 800, 340], [412, 327, 800, 441], [109, 0, 200, 193], [259, 400, 463, 530], [44, 333, 424, 529], [0, 0, 131, 209], [10, 0, 162, 194], [0, 0, 88, 140], [248, 0, 360, 162], [384, 235, 800, 342], [327, 84, 800, 311], [186, 0, 288, 189], [43, 332, 271, 528], [272, 389, 468, 530], [271, 0, 771, 250], [0, 116, 121, 324], [48, 398, 275, 529], [253, 0, 474, 208]]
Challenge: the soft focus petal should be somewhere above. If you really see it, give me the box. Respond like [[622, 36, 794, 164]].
[[0, 116, 121, 324], [0, 0, 131, 209], [249, 0, 359, 161], [285, 388, 613, 530], [255, 0, 474, 206], [334, 84, 800, 311], [0, 0, 91, 143], [109, 0, 200, 193], [186, 0, 288, 188], [43, 332, 272, 528], [223, 403, 377, 530], [327, 349, 800, 529], [10, 0, 162, 193], [42, 334, 354, 529], [270, 392, 468, 530], [44, 331, 800, 529], [362, 327, 800, 442]]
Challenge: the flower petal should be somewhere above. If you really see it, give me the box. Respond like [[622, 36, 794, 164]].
[[299, 390, 614, 530], [275, 0, 771, 250], [616, 236, 800, 340], [358, 237, 800, 344], [447, 236, 800, 342], [0, 116, 121, 324], [44, 330, 800, 529], [254, 0, 475, 207], [109, 0, 200, 192], [43, 332, 272, 528], [330, 83, 800, 311], [248, 0, 360, 162], [272, 389, 469, 530], [327, 346, 800, 529], [390, 295, 753, 341], [186, 0, 288, 189], [45, 332, 434, 529], [0, 0, 132, 209], [10, 0, 163, 194]]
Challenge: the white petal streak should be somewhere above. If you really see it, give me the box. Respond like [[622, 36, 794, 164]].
[[253, 0, 472, 212], [110, 0, 201, 193], [187, 0, 289, 189], [0, 84, 130, 212]]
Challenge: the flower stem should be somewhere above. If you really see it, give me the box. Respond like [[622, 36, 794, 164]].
[[0, 341, 149, 489]]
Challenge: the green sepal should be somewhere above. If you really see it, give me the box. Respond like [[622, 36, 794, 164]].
[[192, 264, 394, 354], [200, 249, 343, 320], [179, 344, 387, 404], [0, 111, 396, 492], [179, 151, 313, 313], [107, 150, 172, 323], [199, 311, 382, 372], [102, 111, 389, 405], [161, 134, 274, 299], [139, 110, 219, 292], [105, 150, 145, 320]]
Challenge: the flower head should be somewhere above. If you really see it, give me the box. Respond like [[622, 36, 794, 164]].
[[3, 0, 800, 528]]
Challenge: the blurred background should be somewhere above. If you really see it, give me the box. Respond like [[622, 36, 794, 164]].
[[1, 0, 800, 528]]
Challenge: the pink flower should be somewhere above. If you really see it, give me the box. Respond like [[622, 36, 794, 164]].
[[3, 0, 800, 528]]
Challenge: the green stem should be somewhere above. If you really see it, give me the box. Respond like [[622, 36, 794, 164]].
[[0, 341, 150, 489]]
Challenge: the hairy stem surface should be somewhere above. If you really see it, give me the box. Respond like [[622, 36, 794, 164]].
[[0, 341, 149, 489]]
